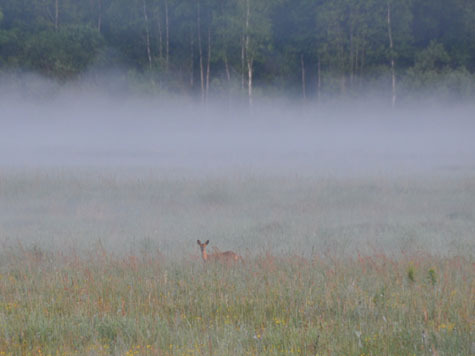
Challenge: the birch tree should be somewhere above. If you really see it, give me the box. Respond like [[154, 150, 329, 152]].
[[240, 0, 272, 108], [385, 0, 412, 106]]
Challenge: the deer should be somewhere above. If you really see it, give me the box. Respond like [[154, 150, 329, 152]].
[[197, 240, 243, 264]]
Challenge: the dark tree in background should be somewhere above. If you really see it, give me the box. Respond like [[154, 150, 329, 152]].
[[0, 0, 474, 102]]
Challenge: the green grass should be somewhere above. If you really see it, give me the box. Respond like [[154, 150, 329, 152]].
[[0, 170, 473, 355], [0, 250, 472, 355]]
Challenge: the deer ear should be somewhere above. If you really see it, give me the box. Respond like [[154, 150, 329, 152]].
[[205, 240, 209, 245], [197, 240, 201, 245]]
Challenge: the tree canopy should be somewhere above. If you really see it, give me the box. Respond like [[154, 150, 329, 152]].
[[0, 0, 474, 101]]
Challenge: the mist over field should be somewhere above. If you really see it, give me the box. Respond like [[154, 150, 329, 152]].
[[1, 76, 475, 178], [1, 1, 475, 354], [2, 75, 474, 256]]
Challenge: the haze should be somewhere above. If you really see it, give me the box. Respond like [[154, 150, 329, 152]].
[[0, 77, 474, 178]]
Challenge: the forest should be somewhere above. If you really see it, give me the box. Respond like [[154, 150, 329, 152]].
[[1, 0, 475, 103]]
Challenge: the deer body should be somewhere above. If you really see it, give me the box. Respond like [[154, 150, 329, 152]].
[[197, 240, 242, 264]]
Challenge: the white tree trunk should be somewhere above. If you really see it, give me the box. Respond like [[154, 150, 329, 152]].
[[55, 0, 59, 30], [247, 57, 253, 108], [143, 0, 153, 70], [97, 0, 102, 33], [301, 54, 306, 100], [245, 0, 253, 109], [224, 52, 231, 83], [241, 35, 245, 90], [157, 3, 163, 60], [165, 0, 170, 72], [190, 28, 194, 88], [197, 0, 205, 103], [317, 57, 321, 102], [206, 28, 211, 103], [387, 2, 397, 108]]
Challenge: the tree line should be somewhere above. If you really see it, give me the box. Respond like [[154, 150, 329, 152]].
[[1, 0, 474, 104]]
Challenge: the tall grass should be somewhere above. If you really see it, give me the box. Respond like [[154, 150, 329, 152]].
[[1, 171, 473, 257], [0, 248, 472, 355], [0, 171, 473, 354]]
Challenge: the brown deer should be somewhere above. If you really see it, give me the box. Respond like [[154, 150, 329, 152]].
[[197, 240, 242, 264]]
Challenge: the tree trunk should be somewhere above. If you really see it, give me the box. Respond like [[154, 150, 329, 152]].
[[361, 47, 365, 79], [349, 30, 354, 88], [196, 0, 205, 103], [224, 50, 231, 107], [338, 43, 346, 95], [143, 0, 153, 71], [157, 3, 163, 60], [247, 57, 253, 109], [165, 0, 170, 72], [387, 2, 396, 108], [340, 76, 346, 95], [245, 0, 253, 109], [224, 52, 231, 82], [190, 27, 194, 88], [55, 0, 59, 30], [206, 28, 211, 103], [97, 0, 102, 33], [301, 54, 306, 100], [241, 35, 245, 90], [317, 57, 321, 102]]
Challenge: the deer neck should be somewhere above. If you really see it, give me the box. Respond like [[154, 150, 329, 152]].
[[201, 249, 208, 261]]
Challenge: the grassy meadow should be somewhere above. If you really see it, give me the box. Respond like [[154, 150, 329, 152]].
[[0, 170, 473, 355]]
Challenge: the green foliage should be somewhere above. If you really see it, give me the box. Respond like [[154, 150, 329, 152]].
[[0, 0, 474, 98], [24, 25, 103, 78], [414, 41, 450, 72]]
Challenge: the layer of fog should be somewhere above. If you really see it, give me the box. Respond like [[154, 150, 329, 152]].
[[1, 75, 475, 178]]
